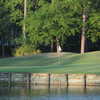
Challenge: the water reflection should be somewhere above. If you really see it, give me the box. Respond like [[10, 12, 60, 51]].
[[0, 86, 100, 100]]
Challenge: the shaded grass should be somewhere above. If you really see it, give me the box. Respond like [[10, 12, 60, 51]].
[[0, 52, 100, 74]]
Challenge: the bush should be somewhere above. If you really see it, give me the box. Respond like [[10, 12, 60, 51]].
[[14, 44, 41, 56]]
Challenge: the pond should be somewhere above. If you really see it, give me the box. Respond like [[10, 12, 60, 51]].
[[0, 86, 100, 100]]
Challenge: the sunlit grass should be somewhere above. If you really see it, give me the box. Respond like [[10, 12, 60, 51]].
[[0, 51, 100, 74]]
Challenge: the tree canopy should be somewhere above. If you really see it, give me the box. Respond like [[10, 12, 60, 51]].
[[0, 0, 100, 56]]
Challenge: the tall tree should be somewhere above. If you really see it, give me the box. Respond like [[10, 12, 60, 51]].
[[6, 0, 27, 44], [26, 0, 80, 52], [23, 0, 27, 41], [66, 0, 94, 54], [0, 0, 13, 56]]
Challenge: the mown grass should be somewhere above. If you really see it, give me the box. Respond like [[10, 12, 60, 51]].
[[0, 51, 100, 74]]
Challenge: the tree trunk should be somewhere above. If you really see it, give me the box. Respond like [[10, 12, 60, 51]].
[[81, 34, 85, 54], [23, 0, 27, 41], [51, 40, 54, 52], [1, 38, 5, 57], [2, 45, 5, 57], [80, 13, 86, 54], [56, 37, 60, 53]]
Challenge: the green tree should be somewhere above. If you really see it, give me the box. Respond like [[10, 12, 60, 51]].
[[66, 0, 100, 54], [6, 0, 27, 44], [1, 0, 100, 56], [86, 0, 100, 43], [0, 0, 13, 56], [26, 0, 81, 52]]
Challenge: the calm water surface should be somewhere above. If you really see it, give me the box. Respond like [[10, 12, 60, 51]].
[[0, 86, 100, 100]]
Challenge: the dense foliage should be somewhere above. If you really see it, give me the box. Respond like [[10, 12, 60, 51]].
[[0, 0, 100, 56]]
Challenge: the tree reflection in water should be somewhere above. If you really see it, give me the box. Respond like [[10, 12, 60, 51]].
[[0, 86, 100, 100]]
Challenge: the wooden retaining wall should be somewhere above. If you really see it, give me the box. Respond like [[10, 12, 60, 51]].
[[0, 73, 100, 87]]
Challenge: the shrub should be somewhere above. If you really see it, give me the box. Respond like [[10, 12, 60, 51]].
[[14, 44, 41, 56]]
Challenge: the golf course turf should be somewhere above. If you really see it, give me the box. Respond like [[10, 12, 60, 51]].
[[0, 51, 100, 74]]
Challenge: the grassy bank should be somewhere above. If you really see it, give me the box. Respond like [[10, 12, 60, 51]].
[[0, 51, 100, 74]]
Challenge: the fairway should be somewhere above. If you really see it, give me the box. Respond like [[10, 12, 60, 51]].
[[0, 51, 100, 74]]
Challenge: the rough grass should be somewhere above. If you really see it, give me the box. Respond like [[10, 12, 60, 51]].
[[0, 51, 100, 74]]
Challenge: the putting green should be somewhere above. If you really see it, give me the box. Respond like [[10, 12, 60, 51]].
[[0, 51, 100, 74]]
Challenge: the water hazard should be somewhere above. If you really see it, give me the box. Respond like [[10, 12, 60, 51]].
[[0, 86, 100, 100]]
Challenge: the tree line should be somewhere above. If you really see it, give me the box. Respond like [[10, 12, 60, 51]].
[[0, 0, 100, 56]]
